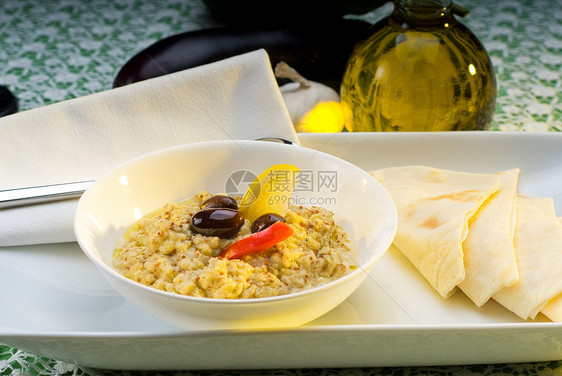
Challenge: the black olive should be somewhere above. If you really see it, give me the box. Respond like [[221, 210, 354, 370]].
[[251, 213, 285, 233], [190, 208, 244, 239], [201, 195, 238, 210]]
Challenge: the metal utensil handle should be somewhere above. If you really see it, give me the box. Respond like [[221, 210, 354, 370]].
[[0, 138, 295, 210], [0, 180, 94, 209]]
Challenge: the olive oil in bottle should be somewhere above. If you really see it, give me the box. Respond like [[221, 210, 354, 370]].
[[341, 0, 496, 132]]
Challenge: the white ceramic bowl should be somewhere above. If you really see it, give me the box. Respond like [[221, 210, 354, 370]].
[[74, 140, 397, 330]]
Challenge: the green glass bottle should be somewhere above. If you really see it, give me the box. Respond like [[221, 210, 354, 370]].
[[340, 0, 496, 132]]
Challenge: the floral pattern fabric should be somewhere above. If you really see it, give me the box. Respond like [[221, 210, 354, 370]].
[[0, 0, 561, 375]]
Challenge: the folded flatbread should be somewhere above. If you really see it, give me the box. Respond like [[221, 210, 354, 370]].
[[458, 169, 520, 307], [370, 166, 500, 298], [542, 294, 562, 322], [493, 197, 562, 320], [542, 218, 562, 321]]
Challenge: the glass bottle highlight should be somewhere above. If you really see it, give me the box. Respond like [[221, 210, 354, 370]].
[[341, 0, 496, 132]]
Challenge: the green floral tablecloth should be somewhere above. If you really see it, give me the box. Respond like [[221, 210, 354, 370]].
[[1, 0, 561, 375]]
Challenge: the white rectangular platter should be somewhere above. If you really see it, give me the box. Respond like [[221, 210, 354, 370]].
[[1, 132, 562, 370]]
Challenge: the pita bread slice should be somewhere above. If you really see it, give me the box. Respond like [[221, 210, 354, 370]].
[[458, 169, 520, 307], [371, 166, 500, 298], [541, 218, 562, 321], [493, 197, 562, 320], [542, 294, 562, 322], [542, 219, 562, 321]]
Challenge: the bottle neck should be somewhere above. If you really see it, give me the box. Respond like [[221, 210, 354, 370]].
[[390, 0, 456, 29]]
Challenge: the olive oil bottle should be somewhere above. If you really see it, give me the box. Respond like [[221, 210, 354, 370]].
[[341, 0, 496, 132]]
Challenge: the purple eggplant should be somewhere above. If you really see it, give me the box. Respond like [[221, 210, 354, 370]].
[[112, 19, 373, 91]]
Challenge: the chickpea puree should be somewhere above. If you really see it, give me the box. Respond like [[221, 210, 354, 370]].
[[112, 191, 357, 299]]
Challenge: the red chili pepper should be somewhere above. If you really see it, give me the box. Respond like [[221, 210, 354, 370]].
[[219, 221, 293, 260]]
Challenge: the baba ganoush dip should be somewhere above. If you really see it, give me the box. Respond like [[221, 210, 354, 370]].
[[112, 191, 356, 299]]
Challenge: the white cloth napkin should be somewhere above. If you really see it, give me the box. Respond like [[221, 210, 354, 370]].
[[0, 49, 298, 246]]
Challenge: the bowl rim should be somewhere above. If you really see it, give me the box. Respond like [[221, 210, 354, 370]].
[[74, 139, 398, 305]]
